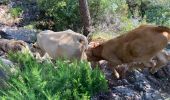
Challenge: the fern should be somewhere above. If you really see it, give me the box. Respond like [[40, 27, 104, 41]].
[[0, 52, 108, 100]]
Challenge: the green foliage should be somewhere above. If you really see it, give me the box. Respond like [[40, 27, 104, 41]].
[[89, 0, 128, 24], [126, 0, 170, 27], [144, 0, 170, 26], [119, 17, 137, 33], [89, 0, 110, 23], [36, 0, 131, 33], [88, 0, 134, 34], [36, 0, 81, 31], [9, 6, 23, 18], [34, 0, 170, 34], [23, 22, 36, 30], [0, 52, 108, 99]]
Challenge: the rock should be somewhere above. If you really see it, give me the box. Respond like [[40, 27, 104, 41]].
[[0, 30, 12, 39], [112, 86, 141, 99], [0, 5, 20, 26], [0, 5, 7, 17], [0, 26, 37, 43], [153, 69, 167, 78], [0, 57, 14, 66], [134, 82, 148, 92], [142, 89, 163, 100], [8, 0, 39, 27], [0, 57, 16, 78], [162, 64, 170, 77], [97, 65, 169, 99], [0, 57, 17, 89], [127, 70, 148, 83]]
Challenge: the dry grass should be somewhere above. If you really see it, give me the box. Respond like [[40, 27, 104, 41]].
[[88, 31, 120, 43]]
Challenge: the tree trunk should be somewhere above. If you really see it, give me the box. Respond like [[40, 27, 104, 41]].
[[78, 0, 91, 36]]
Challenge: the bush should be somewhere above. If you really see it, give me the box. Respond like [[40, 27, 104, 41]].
[[89, 0, 132, 33], [126, 0, 170, 27], [0, 52, 108, 99], [144, 0, 170, 26], [9, 6, 23, 18], [36, 0, 81, 31], [89, 0, 128, 24], [36, 0, 132, 33]]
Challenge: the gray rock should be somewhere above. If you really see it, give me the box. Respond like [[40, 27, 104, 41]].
[[0, 57, 17, 89], [134, 82, 149, 92], [0, 57, 17, 78], [0, 57, 14, 66], [97, 65, 170, 100], [142, 89, 163, 100], [0, 26, 37, 43], [0, 30, 12, 39], [112, 86, 141, 100]]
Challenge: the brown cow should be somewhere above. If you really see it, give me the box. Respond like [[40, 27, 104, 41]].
[[86, 25, 170, 78]]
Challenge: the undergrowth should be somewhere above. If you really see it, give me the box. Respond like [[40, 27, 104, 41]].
[[9, 6, 23, 19], [0, 52, 108, 100]]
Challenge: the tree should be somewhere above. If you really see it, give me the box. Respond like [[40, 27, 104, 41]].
[[126, 0, 141, 19], [78, 0, 91, 36]]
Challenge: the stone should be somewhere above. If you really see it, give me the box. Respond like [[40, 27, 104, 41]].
[[142, 89, 163, 100], [0, 26, 37, 43], [0, 57, 16, 89]]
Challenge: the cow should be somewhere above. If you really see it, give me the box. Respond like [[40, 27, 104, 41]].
[[86, 25, 170, 78], [32, 30, 88, 60]]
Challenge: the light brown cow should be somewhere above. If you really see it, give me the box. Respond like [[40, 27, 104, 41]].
[[86, 25, 170, 78], [33, 30, 88, 60]]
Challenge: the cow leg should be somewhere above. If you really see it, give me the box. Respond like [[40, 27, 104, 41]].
[[150, 51, 168, 74]]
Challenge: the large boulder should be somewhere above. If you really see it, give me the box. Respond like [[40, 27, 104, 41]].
[[0, 39, 31, 56]]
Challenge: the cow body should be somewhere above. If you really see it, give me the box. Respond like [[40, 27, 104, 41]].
[[86, 25, 170, 78], [35, 30, 88, 60]]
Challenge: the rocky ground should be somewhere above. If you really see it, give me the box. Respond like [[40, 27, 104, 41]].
[[92, 60, 170, 100], [0, 0, 38, 43], [0, 1, 170, 100]]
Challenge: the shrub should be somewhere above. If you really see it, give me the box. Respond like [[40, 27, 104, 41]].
[[9, 6, 23, 19], [126, 0, 170, 27], [36, 0, 132, 33], [89, 0, 133, 33], [0, 52, 108, 99], [36, 0, 81, 31], [89, 0, 128, 24], [144, 0, 170, 26]]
